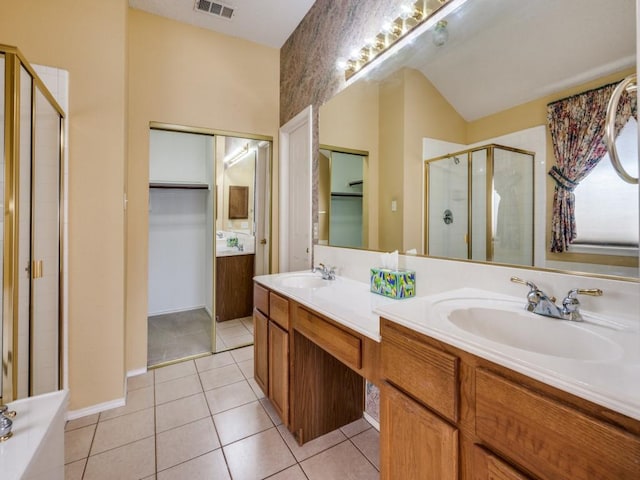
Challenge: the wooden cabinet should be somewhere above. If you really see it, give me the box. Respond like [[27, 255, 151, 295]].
[[379, 318, 640, 480], [252, 283, 291, 425], [253, 282, 374, 445], [253, 308, 269, 394], [216, 254, 254, 322], [268, 321, 289, 422], [381, 382, 458, 480], [295, 306, 362, 370], [382, 320, 458, 422], [475, 369, 640, 480], [472, 447, 531, 480]]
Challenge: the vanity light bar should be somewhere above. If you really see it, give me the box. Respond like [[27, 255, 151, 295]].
[[342, 0, 470, 84], [224, 143, 250, 168]]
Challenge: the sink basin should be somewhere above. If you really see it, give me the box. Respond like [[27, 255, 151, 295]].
[[276, 273, 331, 289], [444, 303, 622, 361]]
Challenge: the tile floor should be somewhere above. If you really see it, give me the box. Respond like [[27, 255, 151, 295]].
[[216, 316, 254, 351], [148, 310, 254, 366], [65, 346, 380, 480]]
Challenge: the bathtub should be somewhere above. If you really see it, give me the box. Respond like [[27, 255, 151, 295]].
[[0, 390, 68, 480]]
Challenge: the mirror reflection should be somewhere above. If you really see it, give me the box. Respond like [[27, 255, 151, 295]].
[[214, 137, 270, 352], [319, 147, 367, 248], [425, 144, 534, 266], [319, 0, 638, 278]]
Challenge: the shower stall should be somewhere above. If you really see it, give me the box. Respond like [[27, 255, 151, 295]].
[[424, 144, 534, 266], [1, 45, 64, 402]]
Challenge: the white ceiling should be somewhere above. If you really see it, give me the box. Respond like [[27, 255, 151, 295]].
[[129, 0, 316, 48], [364, 0, 636, 121]]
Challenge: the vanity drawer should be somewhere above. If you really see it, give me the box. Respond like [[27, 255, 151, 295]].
[[253, 283, 269, 316], [269, 292, 289, 330], [472, 445, 531, 480], [295, 306, 362, 370], [475, 369, 640, 480], [381, 319, 458, 422]]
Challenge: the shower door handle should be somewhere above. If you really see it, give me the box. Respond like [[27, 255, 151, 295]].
[[32, 260, 44, 279]]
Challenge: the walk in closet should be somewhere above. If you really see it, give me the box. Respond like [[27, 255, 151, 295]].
[[147, 126, 270, 366]]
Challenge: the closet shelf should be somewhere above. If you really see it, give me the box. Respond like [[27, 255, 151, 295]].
[[149, 182, 210, 190], [331, 192, 363, 198]]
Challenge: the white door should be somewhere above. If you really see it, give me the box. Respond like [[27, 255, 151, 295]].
[[279, 106, 313, 272], [254, 141, 271, 276]]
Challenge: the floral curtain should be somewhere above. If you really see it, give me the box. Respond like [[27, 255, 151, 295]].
[[547, 82, 637, 253]]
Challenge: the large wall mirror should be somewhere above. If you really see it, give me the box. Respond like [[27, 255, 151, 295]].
[[319, 0, 638, 279]]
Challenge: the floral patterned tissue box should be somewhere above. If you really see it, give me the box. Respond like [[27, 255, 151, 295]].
[[370, 268, 416, 299]]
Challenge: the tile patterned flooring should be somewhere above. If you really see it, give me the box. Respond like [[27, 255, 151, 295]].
[[148, 309, 253, 366], [65, 346, 380, 479]]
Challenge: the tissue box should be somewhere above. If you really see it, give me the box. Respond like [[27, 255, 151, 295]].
[[370, 268, 416, 299]]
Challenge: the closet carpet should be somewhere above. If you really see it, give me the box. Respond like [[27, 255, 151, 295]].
[[148, 310, 254, 366], [148, 308, 213, 366]]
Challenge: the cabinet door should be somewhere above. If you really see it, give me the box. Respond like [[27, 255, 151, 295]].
[[269, 321, 289, 425], [253, 309, 269, 395], [380, 383, 457, 480], [472, 445, 531, 480]]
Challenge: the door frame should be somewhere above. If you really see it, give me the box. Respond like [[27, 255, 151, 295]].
[[279, 105, 313, 272]]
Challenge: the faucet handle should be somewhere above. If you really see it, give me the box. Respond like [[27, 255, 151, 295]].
[[510, 276, 537, 290], [569, 288, 603, 297], [0, 404, 16, 418], [562, 288, 603, 321], [510, 277, 556, 301]]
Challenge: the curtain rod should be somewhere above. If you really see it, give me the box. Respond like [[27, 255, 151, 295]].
[[547, 80, 622, 107]]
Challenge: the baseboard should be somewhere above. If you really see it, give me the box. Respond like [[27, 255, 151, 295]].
[[363, 412, 380, 431], [66, 397, 125, 421], [148, 305, 207, 317], [127, 367, 147, 378]]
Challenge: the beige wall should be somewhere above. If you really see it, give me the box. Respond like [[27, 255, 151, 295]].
[[223, 155, 256, 231], [319, 80, 380, 249], [378, 72, 405, 251], [0, 0, 128, 409], [402, 69, 467, 252], [126, 10, 280, 372]]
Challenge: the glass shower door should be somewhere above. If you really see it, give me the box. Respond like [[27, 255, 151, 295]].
[[30, 86, 62, 395], [427, 155, 468, 259], [492, 147, 534, 265]]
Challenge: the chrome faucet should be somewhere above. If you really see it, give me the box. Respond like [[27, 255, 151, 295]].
[[510, 277, 603, 321], [0, 404, 16, 441], [313, 263, 336, 280]]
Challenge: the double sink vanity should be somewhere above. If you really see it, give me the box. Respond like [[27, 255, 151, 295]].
[[253, 267, 640, 479]]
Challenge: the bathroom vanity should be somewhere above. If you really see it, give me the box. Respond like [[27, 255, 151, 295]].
[[253, 268, 640, 479], [253, 277, 382, 444], [378, 318, 639, 479]]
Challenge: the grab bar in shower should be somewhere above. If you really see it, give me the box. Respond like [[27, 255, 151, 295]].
[[604, 73, 638, 184]]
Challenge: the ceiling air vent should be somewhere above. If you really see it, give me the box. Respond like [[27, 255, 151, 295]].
[[195, 0, 234, 20]]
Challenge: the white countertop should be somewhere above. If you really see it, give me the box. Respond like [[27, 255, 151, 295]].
[[254, 272, 398, 341], [216, 248, 255, 257], [254, 272, 640, 421], [374, 288, 640, 421]]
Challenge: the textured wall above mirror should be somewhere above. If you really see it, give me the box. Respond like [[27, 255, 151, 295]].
[[281, 0, 638, 279]]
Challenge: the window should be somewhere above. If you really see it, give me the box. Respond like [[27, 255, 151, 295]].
[[573, 118, 638, 251]]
